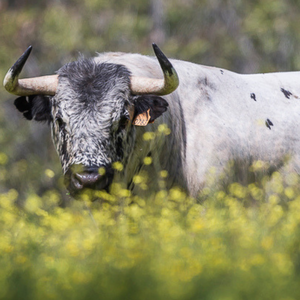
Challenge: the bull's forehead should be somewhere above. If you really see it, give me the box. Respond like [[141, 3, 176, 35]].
[[54, 58, 132, 117]]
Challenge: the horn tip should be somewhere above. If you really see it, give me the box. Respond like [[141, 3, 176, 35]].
[[152, 43, 164, 59], [3, 46, 34, 95], [152, 44, 175, 77], [152, 43, 158, 49], [22, 45, 33, 62]]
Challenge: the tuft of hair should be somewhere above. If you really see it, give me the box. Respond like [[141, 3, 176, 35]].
[[58, 58, 132, 106]]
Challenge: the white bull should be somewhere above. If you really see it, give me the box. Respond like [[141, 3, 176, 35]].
[[4, 45, 300, 197]]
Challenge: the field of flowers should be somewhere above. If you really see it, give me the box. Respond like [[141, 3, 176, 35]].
[[1, 170, 300, 300]]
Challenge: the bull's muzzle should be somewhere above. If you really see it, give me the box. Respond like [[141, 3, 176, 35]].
[[65, 165, 114, 196]]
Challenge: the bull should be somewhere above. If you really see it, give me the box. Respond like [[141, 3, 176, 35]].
[[4, 45, 300, 198]]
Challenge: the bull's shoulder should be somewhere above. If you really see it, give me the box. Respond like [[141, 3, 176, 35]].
[[94, 52, 158, 76]]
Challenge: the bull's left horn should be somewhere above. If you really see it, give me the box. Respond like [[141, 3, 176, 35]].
[[130, 44, 179, 95], [3, 46, 58, 96]]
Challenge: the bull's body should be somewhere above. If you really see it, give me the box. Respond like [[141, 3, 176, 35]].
[[98, 52, 300, 196], [5, 46, 300, 197]]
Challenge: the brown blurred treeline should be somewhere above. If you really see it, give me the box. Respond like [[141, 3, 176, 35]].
[[1, 0, 300, 200]]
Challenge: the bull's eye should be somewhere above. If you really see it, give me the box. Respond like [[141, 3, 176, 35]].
[[119, 116, 129, 131], [55, 115, 64, 129]]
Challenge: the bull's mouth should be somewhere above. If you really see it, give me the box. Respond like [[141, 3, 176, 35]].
[[64, 164, 114, 197]]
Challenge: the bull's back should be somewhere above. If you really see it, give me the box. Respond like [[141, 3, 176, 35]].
[[174, 63, 300, 195], [97, 53, 300, 196]]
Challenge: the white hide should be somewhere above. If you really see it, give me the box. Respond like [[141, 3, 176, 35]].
[[95, 53, 300, 196]]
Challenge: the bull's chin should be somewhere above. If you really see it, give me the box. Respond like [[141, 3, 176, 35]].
[[66, 180, 112, 199]]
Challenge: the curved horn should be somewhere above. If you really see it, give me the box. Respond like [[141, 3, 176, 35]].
[[3, 46, 58, 96], [130, 44, 179, 95]]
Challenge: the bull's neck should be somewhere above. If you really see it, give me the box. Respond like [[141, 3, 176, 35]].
[[123, 94, 187, 193]]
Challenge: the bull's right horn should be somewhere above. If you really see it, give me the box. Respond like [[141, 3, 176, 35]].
[[3, 46, 58, 96], [130, 44, 179, 96]]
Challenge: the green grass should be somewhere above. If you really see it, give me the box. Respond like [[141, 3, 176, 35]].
[[1, 171, 300, 300]]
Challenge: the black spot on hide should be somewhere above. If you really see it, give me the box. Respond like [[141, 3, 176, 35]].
[[250, 93, 256, 101], [281, 88, 292, 99], [265, 118, 274, 130], [220, 70, 224, 75]]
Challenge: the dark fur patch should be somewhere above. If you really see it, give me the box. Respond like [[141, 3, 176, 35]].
[[58, 59, 131, 107]]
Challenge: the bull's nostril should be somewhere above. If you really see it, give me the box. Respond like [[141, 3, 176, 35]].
[[72, 172, 101, 189], [71, 173, 84, 190], [65, 164, 114, 195]]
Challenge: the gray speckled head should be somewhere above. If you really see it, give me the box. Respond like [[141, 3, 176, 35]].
[[51, 58, 134, 174]]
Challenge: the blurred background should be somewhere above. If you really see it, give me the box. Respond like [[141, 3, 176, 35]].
[[1, 0, 300, 202]]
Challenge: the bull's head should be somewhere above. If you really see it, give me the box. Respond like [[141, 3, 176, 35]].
[[3, 45, 179, 197]]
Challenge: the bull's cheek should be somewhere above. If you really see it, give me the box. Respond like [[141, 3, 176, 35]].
[[55, 133, 71, 174], [50, 123, 59, 148], [120, 129, 135, 164]]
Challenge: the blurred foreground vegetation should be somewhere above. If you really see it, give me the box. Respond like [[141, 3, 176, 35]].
[[2, 171, 300, 299]]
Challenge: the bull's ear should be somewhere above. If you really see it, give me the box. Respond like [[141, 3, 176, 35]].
[[14, 95, 52, 123], [132, 95, 168, 126]]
